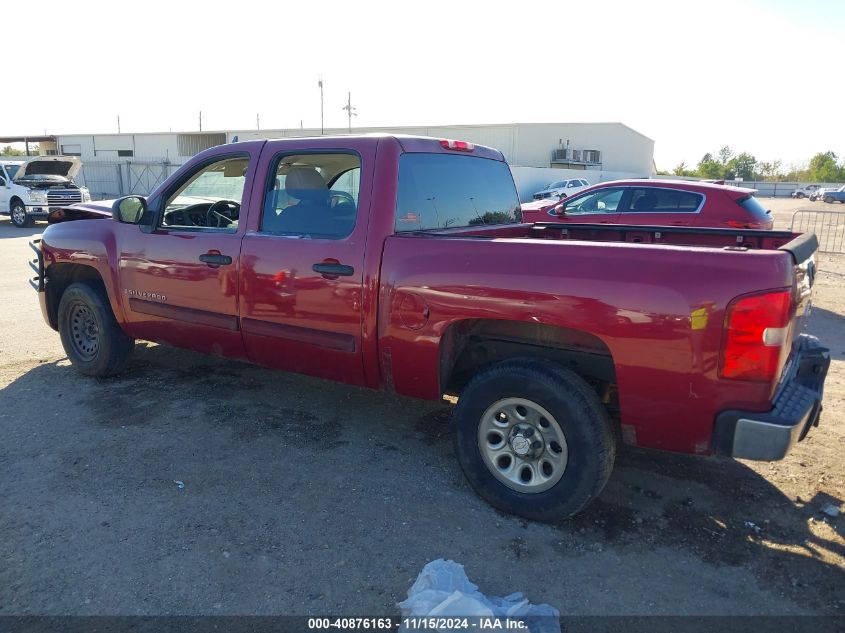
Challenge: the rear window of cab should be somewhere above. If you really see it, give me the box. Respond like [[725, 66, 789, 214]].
[[395, 154, 521, 231]]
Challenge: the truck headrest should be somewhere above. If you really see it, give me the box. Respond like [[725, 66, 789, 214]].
[[285, 167, 328, 200]]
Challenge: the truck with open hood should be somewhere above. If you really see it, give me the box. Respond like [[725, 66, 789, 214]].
[[0, 156, 91, 228]]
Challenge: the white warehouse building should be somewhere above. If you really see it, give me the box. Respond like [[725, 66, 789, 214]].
[[42, 122, 654, 201]]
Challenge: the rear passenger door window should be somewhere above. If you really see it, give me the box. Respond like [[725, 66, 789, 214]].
[[261, 153, 361, 239], [625, 188, 703, 213]]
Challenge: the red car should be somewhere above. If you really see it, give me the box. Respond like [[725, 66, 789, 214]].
[[521, 179, 774, 229]]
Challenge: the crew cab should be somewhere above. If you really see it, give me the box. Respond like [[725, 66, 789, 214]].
[[29, 135, 829, 521], [521, 179, 774, 229], [1, 156, 92, 227]]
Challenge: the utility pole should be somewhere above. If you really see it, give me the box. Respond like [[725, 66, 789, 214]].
[[342, 91, 357, 134], [256, 113, 260, 130], [318, 76, 324, 135], [117, 115, 121, 133], [199, 110, 202, 132]]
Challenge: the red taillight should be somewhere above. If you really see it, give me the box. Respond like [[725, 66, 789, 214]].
[[440, 138, 475, 152], [725, 219, 766, 229], [720, 290, 793, 382]]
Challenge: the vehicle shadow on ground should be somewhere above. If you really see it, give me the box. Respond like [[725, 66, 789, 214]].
[[1, 342, 842, 613]]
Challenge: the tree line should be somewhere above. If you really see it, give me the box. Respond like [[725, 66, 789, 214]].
[[659, 147, 845, 183], [0, 145, 40, 157]]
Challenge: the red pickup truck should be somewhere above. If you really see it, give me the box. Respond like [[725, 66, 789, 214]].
[[30, 135, 829, 521]]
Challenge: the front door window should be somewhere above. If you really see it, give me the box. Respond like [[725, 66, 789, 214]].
[[564, 188, 625, 216], [161, 156, 249, 231]]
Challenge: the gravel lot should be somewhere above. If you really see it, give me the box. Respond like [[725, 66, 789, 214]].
[[1, 198, 843, 616]]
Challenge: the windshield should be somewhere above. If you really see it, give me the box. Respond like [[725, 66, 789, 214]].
[[547, 181, 567, 189], [4, 165, 20, 180]]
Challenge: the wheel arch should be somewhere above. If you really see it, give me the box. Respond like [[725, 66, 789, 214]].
[[44, 263, 109, 330], [439, 318, 617, 401]]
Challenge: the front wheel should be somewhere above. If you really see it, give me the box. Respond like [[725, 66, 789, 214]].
[[452, 359, 616, 521], [58, 282, 135, 377], [796, 192, 806, 199], [824, 196, 834, 204], [10, 201, 30, 228]]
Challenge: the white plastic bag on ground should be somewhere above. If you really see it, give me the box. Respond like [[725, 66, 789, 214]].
[[398, 559, 560, 633]]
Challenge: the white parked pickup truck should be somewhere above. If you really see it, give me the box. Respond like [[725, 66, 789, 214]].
[[0, 156, 91, 227]]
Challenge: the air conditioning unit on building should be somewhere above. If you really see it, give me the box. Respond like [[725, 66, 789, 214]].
[[571, 150, 582, 162], [583, 150, 602, 164]]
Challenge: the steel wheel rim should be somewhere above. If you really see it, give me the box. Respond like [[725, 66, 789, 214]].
[[477, 397, 568, 493], [69, 302, 99, 361], [12, 205, 25, 224]]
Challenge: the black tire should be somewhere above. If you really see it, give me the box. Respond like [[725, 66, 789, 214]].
[[10, 200, 30, 228], [58, 282, 135, 377], [796, 192, 805, 199], [453, 358, 615, 521]]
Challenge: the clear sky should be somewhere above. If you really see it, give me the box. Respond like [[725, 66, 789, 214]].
[[3, 0, 842, 170]]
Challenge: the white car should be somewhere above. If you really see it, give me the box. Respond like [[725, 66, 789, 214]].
[[810, 187, 829, 202], [791, 184, 822, 199], [532, 178, 590, 201], [0, 156, 91, 228]]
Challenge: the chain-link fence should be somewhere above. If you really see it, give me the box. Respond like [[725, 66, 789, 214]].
[[76, 157, 185, 200]]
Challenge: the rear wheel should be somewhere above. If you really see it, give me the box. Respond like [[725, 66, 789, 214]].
[[58, 282, 135, 377], [10, 200, 29, 228], [824, 196, 834, 204], [452, 358, 615, 521]]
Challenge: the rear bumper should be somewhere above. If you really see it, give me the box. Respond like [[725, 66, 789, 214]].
[[713, 334, 830, 461]]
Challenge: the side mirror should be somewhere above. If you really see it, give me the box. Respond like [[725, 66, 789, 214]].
[[113, 195, 147, 224]]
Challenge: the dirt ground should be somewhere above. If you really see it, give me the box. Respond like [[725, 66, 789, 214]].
[[0, 198, 842, 616]]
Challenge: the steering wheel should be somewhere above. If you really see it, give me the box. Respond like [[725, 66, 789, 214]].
[[328, 191, 356, 209], [206, 200, 240, 228]]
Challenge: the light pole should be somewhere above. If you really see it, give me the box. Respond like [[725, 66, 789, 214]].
[[318, 77, 324, 135]]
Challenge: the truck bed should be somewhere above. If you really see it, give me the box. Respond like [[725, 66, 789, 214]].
[[381, 221, 816, 455], [414, 222, 817, 263]]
